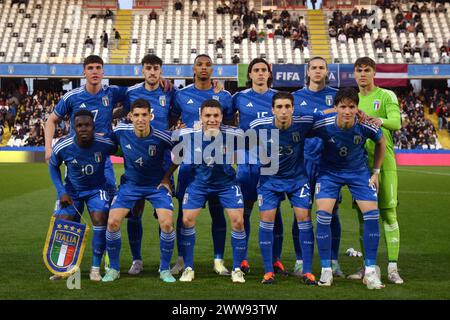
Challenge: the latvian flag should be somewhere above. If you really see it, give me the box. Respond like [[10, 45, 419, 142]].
[[374, 64, 408, 87]]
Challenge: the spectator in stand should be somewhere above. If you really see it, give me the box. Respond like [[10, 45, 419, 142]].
[[101, 30, 108, 49], [149, 9, 158, 21], [293, 36, 305, 52], [440, 52, 450, 64], [84, 36, 94, 49], [283, 27, 291, 39], [413, 42, 422, 57], [249, 27, 257, 42], [274, 25, 283, 40], [216, 2, 224, 14], [329, 26, 337, 37], [384, 36, 392, 52], [215, 37, 225, 50], [233, 27, 242, 44], [232, 54, 240, 64], [403, 41, 413, 55], [337, 31, 347, 44], [411, 2, 419, 13], [422, 41, 431, 58], [380, 17, 389, 29], [374, 36, 385, 51], [174, 0, 183, 11]]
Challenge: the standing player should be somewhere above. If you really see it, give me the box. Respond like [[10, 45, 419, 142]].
[[170, 54, 234, 276], [123, 54, 176, 276], [348, 57, 404, 284], [232, 58, 287, 275], [162, 99, 247, 283], [250, 92, 317, 285], [102, 99, 176, 283], [292, 57, 344, 277], [45, 55, 128, 206], [311, 87, 386, 289], [49, 110, 117, 281]]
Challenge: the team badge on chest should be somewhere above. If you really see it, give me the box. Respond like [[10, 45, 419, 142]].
[[353, 135, 362, 145], [148, 145, 157, 156], [159, 95, 166, 107], [373, 100, 380, 111], [292, 131, 300, 143], [94, 152, 102, 163], [102, 95, 109, 107], [326, 95, 333, 106]]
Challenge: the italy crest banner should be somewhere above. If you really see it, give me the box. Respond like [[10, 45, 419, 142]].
[[43, 217, 90, 276]]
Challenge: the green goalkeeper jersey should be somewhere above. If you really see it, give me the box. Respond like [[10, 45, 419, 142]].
[[358, 87, 401, 171]]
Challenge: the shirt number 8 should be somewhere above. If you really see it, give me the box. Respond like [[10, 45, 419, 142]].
[[339, 146, 348, 157]]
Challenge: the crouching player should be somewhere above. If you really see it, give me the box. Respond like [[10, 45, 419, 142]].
[[250, 92, 317, 285], [311, 87, 386, 289], [161, 99, 247, 283], [49, 110, 117, 281], [102, 99, 176, 283]]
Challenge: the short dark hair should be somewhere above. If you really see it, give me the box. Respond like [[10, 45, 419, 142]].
[[194, 54, 213, 65], [334, 87, 359, 106], [74, 109, 94, 120], [141, 54, 163, 66], [200, 99, 222, 114], [131, 98, 151, 111], [353, 57, 376, 71], [83, 55, 104, 68], [272, 91, 294, 108], [246, 57, 272, 88], [74, 110, 94, 125], [306, 56, 329, 85]]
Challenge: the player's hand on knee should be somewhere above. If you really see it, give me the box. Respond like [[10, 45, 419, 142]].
[[369, 173, 379, 191], [59, 194, 73, 207]]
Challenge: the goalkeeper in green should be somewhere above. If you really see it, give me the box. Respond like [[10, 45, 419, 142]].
[[348, 57, 404, 284]]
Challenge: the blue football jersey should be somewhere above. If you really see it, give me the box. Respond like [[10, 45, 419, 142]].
[[112, 123, 173, 186], [172, 84, 233, 127], [54, 85, 128, 135], [172, 125, 243, 188], [125, 83, 175, 130], [311, 115, 383, 172], [232, 88, 278, 130], [293, 86, 338, 161], [249, 116, 314, 188], [49, 135, 117, 194]]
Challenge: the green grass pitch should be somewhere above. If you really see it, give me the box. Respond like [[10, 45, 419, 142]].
[[0, 163, 449, 300]]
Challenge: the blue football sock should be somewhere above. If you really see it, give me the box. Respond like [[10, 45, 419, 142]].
[[231, 229, 247, 269], [243, 206, 252, 260], [292, 215, 302, 260], [106, 229, 122, 271], [92, 226, 106, 268], [176, 205, 184, 258], [127, 215, 143, 261], [259, 220, 274, 274], [298, 220, 315, 273], [363, 210, 381, 267], [315, 210, 332, 268], [181, 226, 196, 269], [331, 207, 341, 261], [209, 204, 226, 260], [160, 229, 176, 272], [272, 207, 284, 262]]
